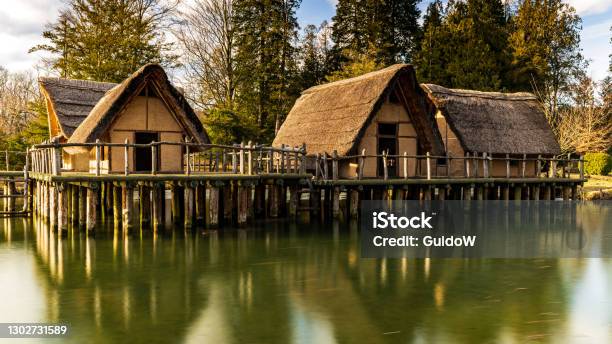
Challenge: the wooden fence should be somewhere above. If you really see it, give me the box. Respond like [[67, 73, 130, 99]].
[[28, 140, 307, 176], [314, 149, 585, 181]]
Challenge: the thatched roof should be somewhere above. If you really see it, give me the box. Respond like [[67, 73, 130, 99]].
[[66, 64, 209, 146], [422, 84, 561, 155], [39, 78, 116, 138], [273, 64, 444, 156]]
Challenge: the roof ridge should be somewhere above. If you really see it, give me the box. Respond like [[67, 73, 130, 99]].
[[422, 83, 537, 101], [39, 77, 117, 90], [303, 64, 409, 94]]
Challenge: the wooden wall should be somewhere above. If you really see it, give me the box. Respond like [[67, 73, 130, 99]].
[[340, 98, 418, 179]]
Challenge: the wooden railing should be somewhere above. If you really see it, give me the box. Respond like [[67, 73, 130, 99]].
[[314, 149, 585, 181], [28, 140, 307, 176]]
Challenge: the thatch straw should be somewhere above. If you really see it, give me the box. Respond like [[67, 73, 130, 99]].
[[39, 78, 115, 138], [67, 64, 209, 146], [273, 64, 445, 156], [422, 84, 561, 155]]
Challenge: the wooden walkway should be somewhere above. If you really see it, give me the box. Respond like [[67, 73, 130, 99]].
[[1, 142, 587, 232]]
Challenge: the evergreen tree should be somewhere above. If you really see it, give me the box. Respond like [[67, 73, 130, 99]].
[[415, 0, 509, 90], [331, 0, 421, 69], [415, 0, 449, 85], [371, 0, 421, 64], [233, 0, 301, 141], [508, 0, 584, 119], [298, 24, 326, 89], [31, 0, 177, 82]]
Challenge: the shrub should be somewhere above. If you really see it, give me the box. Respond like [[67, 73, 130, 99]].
[[584, 152, 612, 176]]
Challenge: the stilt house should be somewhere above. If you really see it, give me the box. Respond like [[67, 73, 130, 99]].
[[39, 64, 209, 174], [272, 64, 445, 179]]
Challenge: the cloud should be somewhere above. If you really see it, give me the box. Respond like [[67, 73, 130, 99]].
[[0, 0, 63, 72], [580, 18, 612, 81], [326, 0, 338, 6], [565, 0, 612, 16]]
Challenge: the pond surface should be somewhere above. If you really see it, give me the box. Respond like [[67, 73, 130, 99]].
[[0, 216, 611, 343]]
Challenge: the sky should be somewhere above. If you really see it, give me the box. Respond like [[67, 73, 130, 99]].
[[0, 0, 610, 81]]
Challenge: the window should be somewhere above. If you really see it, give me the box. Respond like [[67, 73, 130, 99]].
[[378, 123, 397, 136]]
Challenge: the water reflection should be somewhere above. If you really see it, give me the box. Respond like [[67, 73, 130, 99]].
[[0, 216, 610, 343]]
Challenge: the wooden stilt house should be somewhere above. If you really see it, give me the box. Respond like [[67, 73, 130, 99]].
[[421, 84, 561, 177], [39, 64, 210, 174], [272, 64, 445, 179]]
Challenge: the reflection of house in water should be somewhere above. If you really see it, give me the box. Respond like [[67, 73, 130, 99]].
[[25, 217, 597, 343], [39, 64, 209, 174]]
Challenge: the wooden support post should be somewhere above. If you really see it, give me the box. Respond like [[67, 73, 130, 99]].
[[383, 150, 388, 180], [223, 183, 233, 221], [310, 190, 320, 217], [465, 152, 471, 177], [113, 184, 121, 226], [184, 184, 194, 228], [49, 184, 57, 229], [247, 141, 253, 175], [426, 152, 431, 180], [403, 152, 408, 179], [349, 189, 359, 218], [579, 156, 584, 180], [5, 180, 15, 212], [438, 187, 446, 200], [571, 184, 578, 200], [171, 183, 181, 224], [543, 185, 552, 200], [323, 153, 328, 180], [536, 155, 542, 177], [288, 185, 298, 217], [464, 185, 472, 200], [513, 186, 522, 200], [358, 149, 365, 180], [254, 183, 265, 216], [42, 183, 49, 220], [139, 185, 151, 228], [152, 183, 163, 231], [57, 184, 69, 233], [532, 185, 540, 200], [209, 184, 220, 227], [332, 150, 338, 180], [563, 186, 571, 200], [269, 184, 279, 218], [78, 186, 86, 227], [86, 186, 98, 233], [122, 184, 135, 232], [124, 138, 130, 176], [239, 142, 245, 174], [95, 139, 101, 176], [69, 185, 78, 224], [237, 184, 249, 225], [332, 187, 340, 218], [521, 153, 526, 178], [506, 154, 510, 178], [195, 183, 205, 223], [476, 185, 484, 200], [502, 185, 510, 200], [423, 186, 432, 200], [482, 152, 488, 178], [151, 145, 157, 175]]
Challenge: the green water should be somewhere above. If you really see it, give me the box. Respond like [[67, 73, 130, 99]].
[[1, 217, 611, 344]]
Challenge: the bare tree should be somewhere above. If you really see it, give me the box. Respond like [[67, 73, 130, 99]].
[[0, 67, 39, 136], [174, 0, 236, 110], [548, 75, 612, 154]]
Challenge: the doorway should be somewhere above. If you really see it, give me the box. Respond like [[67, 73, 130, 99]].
[[377, 123, 398, 177], [134, 132, 159, 172]]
